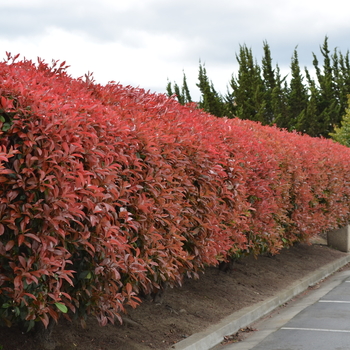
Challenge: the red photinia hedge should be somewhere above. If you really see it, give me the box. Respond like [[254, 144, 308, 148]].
[[1, 54, 350, 330]]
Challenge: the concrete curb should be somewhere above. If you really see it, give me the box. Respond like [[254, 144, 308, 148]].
[[170, 254, 350, 350]]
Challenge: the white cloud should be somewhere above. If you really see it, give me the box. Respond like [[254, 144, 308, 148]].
[[0, 0, 349, 100]]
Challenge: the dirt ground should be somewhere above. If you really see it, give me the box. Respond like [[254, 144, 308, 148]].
[[0, 236, 348, 350]]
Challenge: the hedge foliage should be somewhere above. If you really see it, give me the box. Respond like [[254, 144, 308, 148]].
[[1, 54, 350, 330]]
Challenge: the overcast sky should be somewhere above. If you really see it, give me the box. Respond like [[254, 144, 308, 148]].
[[1, 0, 349, 100]]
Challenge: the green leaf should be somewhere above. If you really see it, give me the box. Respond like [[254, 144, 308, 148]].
[[2, 123, 11, 132], [79, 271, 92, 280], [55, 302, 68, 313], [14, 307, 20, 316], [26, 320, 35, 332]]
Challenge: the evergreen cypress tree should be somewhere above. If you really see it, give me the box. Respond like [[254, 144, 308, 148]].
[[182, 72, 192, 104], [296, 81, 320, 137], [166, 79, 173, 97], [337, 50, 350, 114], [166, 37, 350, 137], [228, 45, 265, 123], [173, 82, 184, 105], [285, 48, 308, 131], [165, 72, 192, 105], [330, 95, 350, 146], [295, 37, 344, 137], [340, 51, 350, 89], [271, 66, 289, 128], [197, 62, 225, 117], [316, 37, 338, 135], [332, 48, 342, 105], [310, 36, 341, 136], [261, 41, 276, 124]]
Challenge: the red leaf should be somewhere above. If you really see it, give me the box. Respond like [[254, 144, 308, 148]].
[[24, 233, 41, 243], [5, 240, 15, 251], [18, 256, 26, 269], [47, 307, 59, 322], [0, 96, 7, 108], [18, 234, 25, 246], [126, 283, 132, 295], [14, 276, 22, 290], [40, 313, 50, 329], [23, 292, 37, 300]]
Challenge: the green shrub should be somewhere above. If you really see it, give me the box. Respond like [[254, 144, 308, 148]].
[[331, 95, 350, 147]]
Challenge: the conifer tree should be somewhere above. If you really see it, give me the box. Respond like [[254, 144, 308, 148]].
[[271, 66, 289, 128], [296, 80, 320, 137], [166, 37, 350, 138], [261, 41, 276, 124], [336, 50, 350, 114], [166, 79, 173, 97], [306, 36, 342, 136], [181, 72, 192, 104], [173, 82, 184, 105], [314, 36, 340, 135], [294, 37, 344, 137], [197, 62, 225, 117], [228, 45, 265, 123], [285, 48, 308, 131], [330, 95, 350, 146], [166, 72, 192, 105]]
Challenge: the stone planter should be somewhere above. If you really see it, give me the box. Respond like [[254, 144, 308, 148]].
[[327, 225, 350, 252]]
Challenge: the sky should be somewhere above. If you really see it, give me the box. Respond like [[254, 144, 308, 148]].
[[1, 0, 350, 101]]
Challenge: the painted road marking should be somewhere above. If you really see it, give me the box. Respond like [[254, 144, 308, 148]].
[[319, 300, 350, 303], [281, 327, 350, 333]]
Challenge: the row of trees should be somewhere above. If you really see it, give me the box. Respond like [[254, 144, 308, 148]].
[[166, 37, 350, 138]]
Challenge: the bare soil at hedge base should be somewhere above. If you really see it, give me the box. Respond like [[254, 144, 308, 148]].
[[1, 237, 349, 350]]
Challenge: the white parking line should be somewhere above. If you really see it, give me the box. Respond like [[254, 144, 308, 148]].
[[281, 327, 350, 333], [319, 300, 350, 303]]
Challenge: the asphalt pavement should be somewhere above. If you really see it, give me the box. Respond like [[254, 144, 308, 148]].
[[212, 268, 350, 350], [172, 255, 350, 350]]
